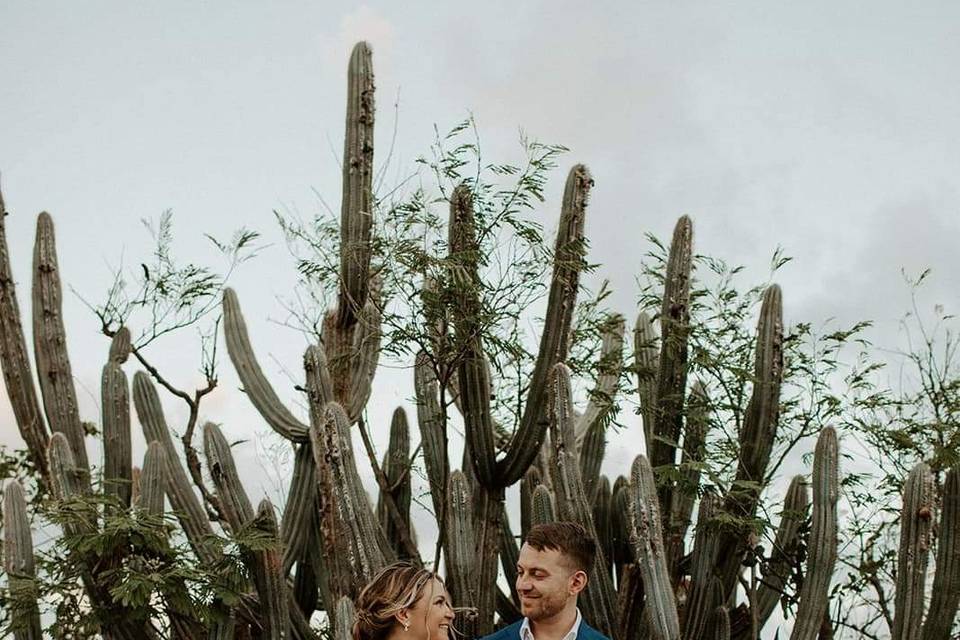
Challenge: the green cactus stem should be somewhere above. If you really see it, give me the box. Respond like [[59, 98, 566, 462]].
[[0, 186, 49, 482], [922, 465, 960, 640], [414, 351, 449, 523], [755, 475, 809, 630], [223, 288, 309, 442], [717, 284, 784, 596], [531, 484, 556, 525], [281, 443, 318, 575], [109, 326, 132, 364], [667, 379, 709, 579], [446, 470, 479, 639], [499, 504, 521, 607], [203, 422, 255, 532], [575, 314, 625, 444], [252, 500, 288, 640], [520, 467, 542, 539], [4, 481, 42, 640], [102, 333, 132, 509], [649, 216, 693, 481], [891, 463, 935, 640], [376, 407, 414, 559], [549, 363, 618, 638], [337, 41, 375, 328], [634, 311, 658, 450], [628, 454, 680, 640], [788, 426, 838, 640], [334, 596, 357, 640], [578, 414, 607, 504], [683, 489, 720, 640], [593, 475, 614, 582], [138, 441, 167, 516], [132, 371, 217, 565], [32, 212, 90, 482], [609, 475, 632, 586]]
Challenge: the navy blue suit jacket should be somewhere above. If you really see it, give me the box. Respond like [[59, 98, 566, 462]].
[[479, 619, 610, 640]]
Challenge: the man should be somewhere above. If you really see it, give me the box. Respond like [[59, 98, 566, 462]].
[[480, 522, 611, 640]]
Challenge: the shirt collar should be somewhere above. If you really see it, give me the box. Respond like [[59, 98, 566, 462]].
[[519, 607, 582, 640]]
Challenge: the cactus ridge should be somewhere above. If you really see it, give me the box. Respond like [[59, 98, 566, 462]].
[[549, 363, 618, 637], [4, 481, 42, 640], [223, 287, 309, 442], [33, 213, 90, 480], [788, 426, 838, 640], [0, 189, 49, 481], [133, 371, 216, 564], [102, 358, 132, 509], [922, 465, 960, 640], [337, 41, 376, 327], [891, 462, 935, 640], [628, 454, 681, 640]]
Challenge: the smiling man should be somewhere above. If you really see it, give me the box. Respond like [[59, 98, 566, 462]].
[[480, 522, 610, 640]]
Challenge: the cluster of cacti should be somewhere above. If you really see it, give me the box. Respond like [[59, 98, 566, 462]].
[[1, 40, 959, 640]]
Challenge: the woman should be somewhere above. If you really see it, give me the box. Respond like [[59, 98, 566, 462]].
[[354, 562, 457, 640]]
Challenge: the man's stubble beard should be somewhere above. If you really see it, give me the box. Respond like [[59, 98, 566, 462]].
[[523, 593, 565, 622]]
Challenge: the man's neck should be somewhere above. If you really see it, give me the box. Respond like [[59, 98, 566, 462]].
[[528, 605, 578, 640]]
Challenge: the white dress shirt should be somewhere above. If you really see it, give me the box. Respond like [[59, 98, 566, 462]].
[[519, 608, 582, 640]]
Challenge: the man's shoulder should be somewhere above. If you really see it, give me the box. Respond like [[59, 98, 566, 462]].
[[478, 620, 524, 640], [576, 621, 611, 640]]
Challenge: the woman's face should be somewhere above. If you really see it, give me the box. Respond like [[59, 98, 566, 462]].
[[403, 577, 455, 640]]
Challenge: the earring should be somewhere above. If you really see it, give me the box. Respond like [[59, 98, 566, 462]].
[[403, 622, 410, 632]]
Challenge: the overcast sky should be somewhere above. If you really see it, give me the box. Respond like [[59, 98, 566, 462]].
[[2, 2, 958, 636]]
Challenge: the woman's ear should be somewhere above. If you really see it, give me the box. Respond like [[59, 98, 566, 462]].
[[395, 611, 411, 632]]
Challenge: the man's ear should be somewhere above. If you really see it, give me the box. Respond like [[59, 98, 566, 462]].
[[568, 569, 588, 596]]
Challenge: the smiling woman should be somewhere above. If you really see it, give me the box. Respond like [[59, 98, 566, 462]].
[[354, 562, 456, 640]]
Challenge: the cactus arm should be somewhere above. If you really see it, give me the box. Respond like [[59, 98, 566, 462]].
[[253, 500, 289, 640], [446, 470, 479, 639], [891, 463, 935, 640], [578, 413, 607, 504], [755, 475, 809, 630], [520, 467, 542, 538], [592, 475, 614, 583], [4, 481, 42, 640], [531, 484, 557, 525], [649, 215, 693, 479], [133, 371, 217, 565], [634, 310, 659, 451], [414, 351, 449, 522], [337, 41, 375, 327], [548, 363, 618, 638], [682, 490, 720, 640], [376, 407, 414, 558], [280, 442, 318, 575], [497, 165, 593, 485], [32, 212, 90, 481], [102, 332, 133, 509], [139, 441, 167, 516], [0, 189, 49, 482], [223, 288, 309, 442], [346, 299, 381, 421], [628, 454, 681, 640], [788, 426, 838, 640], [922, 465, 960, 640], [203, 421, 255, 532], [667, 380, 709, 582], [575, 314, 625, 443], [609, 475, 632, 584], [716, 284, 784, 596]]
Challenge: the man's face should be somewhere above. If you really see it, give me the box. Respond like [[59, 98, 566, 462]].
[[515, 543, 586, 622]]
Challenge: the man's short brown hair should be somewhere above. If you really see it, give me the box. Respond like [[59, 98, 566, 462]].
[[524, 522, 596, 573]]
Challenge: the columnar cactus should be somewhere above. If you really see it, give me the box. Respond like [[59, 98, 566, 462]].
[[789, 426, 838, 640], [891, 463, 935, 640], [102, 328, 133, 509], [634, 310, 658, 448], [922, 465, 960, 640], [376, 407, 414, 558], [3, 481, 42, 640]]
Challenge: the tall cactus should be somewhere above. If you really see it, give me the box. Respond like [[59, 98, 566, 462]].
[[891, 463, 935, 640], [628, 454, 681, 640], [922, 465, 960, 640], [549, 363, 619, 638], [446, 470, 479, 639], [376, 407, 414, 559], [4, 481, 42, 640], [102, 328, 133, 509], [756, 475, 809, 630], [635, 310, 659, 451], [0, 187, 49, 482], [789, 426, 838, 640]]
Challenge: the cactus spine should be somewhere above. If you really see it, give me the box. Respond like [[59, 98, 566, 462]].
[[4, 481, 42, 640]]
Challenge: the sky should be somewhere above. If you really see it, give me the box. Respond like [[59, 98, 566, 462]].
[[2, 2, 959, 636]]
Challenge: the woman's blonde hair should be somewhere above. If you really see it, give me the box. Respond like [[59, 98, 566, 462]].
[[353, 562, 445, 640]]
